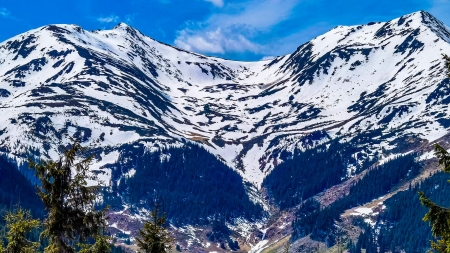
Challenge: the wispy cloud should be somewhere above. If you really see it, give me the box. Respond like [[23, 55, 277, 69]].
[[125, 13, 138, 24], [174, 0, 300, 56], [0, 7, 11, 18], [97, 14, 120, 23], [175, 27, 259, 54], [261, 55, 275, 61], [204, 0, 224, 8], [0, 7, 21, 22]]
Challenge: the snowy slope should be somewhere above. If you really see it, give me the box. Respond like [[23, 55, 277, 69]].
[[0, 11, 450, 189]]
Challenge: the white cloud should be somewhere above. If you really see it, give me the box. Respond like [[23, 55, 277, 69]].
[[175, 28, 260, 54], [204, 0, 224, 8], [205, 0, 298, 30], [97, 15, 120, 23], [261, 56, 275, 61], [174, 0, 300, 56], [0, 7, 11, 18]]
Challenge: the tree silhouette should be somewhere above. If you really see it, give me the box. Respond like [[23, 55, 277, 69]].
[[136, 203, 173, 253], [29, 139, 109, 253]]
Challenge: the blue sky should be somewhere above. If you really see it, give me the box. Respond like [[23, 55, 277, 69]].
[[0, 0, 449, 61]]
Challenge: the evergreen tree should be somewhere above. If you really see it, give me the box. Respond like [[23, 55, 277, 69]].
[[29, 139, 109, 253], [136, 204, 173, 253], [420, 144, 450, 252], [78, 211, 111, 253], [78, 233, 111, 253], [1, 207, 40, 253], [419, 54, 450, 253]]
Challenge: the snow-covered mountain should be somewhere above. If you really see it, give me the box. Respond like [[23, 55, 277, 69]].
[[1, 11, 449, 187], [1, 10, 450, 251]]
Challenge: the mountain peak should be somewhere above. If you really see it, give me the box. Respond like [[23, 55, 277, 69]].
[[366, 10, 450, 42], [394, 10, 431, 27], [0, 10, 450, 187], [41, 24, 85, 34], [416, 10, 450, 42], [113, 22, 131, 30], [111, 22, 144, 39]]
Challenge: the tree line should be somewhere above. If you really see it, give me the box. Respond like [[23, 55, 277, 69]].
[[0, 139, 173, 253], [105, 142, 263, 225], [291, 153, 421, 244]]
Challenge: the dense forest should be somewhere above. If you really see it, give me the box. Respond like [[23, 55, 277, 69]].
[[0, 141, 262, 250], [348, 171, 450, 253], [0, 136, 444, 252], [103, 142, 263, 225], [263, 139, 375, 209], [0, 155, 44, 250], [292, 154, 421, 243], [0, 156, 44, 218], [0, 148, 126, 253]]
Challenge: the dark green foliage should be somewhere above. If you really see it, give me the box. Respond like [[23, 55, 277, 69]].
[[344, 153, 421, 206], [263, 140, 367, 209], [29, 139, 109, 253], [347, 171, 450, 253], [0, 156, 44, 218], [111, 246, 125, 253], [78, 233, 112, 253], [1, 208, 40, 253], [206, 218, 231, 243], [136, 204, 173, 253], [292, 154, 421, 242], [291, 199, 320, 240], [420, 142, 450, 252], [109, 143, 263, 225], [347, 222, 376, 253], [227, 239, 240, 251]]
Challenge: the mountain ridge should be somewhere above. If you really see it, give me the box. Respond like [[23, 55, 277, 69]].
[[1, 10, 450, 252], [1, 11, 450, 185]]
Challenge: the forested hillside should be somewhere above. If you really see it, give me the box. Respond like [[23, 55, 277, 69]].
[[263, 139, 376, 209], [103, 142, 263, 225], [0, 156, 44, 218], [291, 154, 421, 243], [348, 171, 450, 252], [0, 9, 449, 252]]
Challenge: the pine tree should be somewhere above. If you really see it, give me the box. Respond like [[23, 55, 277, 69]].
[[420, 144, 450, 252], [78, 210, 111, 253], [29, 139, 109, 253], [136, 204, 173, 253], [1, 207, 40, 253], [419, 54, 450, 253], [78, 233, 111, 253]]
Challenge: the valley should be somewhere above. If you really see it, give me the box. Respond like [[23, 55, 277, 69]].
[[0, 10, 449, 252]]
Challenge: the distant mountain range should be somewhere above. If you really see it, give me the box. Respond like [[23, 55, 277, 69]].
[[0, 10, 449, 252]]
